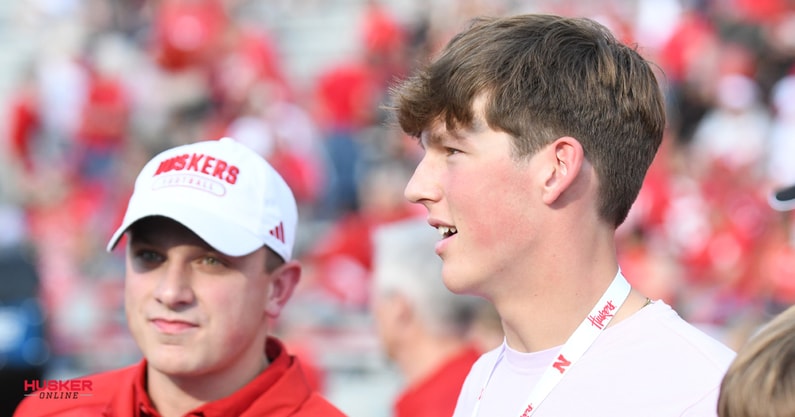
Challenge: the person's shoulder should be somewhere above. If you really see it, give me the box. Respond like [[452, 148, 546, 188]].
[[242, 343, 347, 416], [616, 301, 736, 366], [291, 393, 348, 416], [13, 364, 141, 417], [469, 342, 504, 371]]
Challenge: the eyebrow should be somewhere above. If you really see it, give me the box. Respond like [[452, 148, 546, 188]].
[[420, 120, 487, 149], [420, 130, 445, 149]]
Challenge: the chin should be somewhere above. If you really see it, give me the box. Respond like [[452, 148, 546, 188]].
[[441, 270, 478, 295], [142, 340, 201, 371], [147, 353, 205, 377]]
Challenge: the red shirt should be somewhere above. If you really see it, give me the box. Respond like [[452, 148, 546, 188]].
[[76, 75, 130, 148], [14, 338, 346, 417], [394, 346, 481, 417], [7, 85, 39, 172], [151, 0, 227, 72]]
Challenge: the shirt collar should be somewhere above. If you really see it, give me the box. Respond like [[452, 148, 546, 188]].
[[118, 337, 294, 417]]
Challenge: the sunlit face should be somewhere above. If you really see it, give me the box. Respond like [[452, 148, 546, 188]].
[[124, 217, 277, 379], [404, 99, 545, 296]]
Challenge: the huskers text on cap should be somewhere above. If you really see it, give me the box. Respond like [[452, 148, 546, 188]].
[[106, 137, 298, 260]]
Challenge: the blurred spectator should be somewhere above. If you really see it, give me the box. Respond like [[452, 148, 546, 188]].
[[211, 20, 292, 130], [759, 181, 795, 316], [6, 65, 41, 174], [304, 159, 421, 309], [0, 205, 48, 416], [149, 0, 228, 73], [224, 81, 326, 209], [659, 8, 719, 144], [311, 2, 409, 218], [766, 75, 795, 188], [73, 35, 133, 185], [371, 218, 493, 417], [690, 74, 771, 177], [32, 21, 90, 174]]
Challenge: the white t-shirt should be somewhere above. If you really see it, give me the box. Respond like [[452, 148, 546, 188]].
[[453, 301, 736, 417]]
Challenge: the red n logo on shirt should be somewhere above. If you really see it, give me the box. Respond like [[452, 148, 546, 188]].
[[552, 354, 571, 374]]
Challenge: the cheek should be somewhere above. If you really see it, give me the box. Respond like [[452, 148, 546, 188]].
[[200, 278, 270, 325], [124, 271, 149, 309], [203, 281, 262, 311], [456, 168, 530, 241], [124, 274, 151, 341]]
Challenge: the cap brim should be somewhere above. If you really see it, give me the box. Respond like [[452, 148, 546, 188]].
[[106, 198, 264, 257], [769, 184, 795, 212]]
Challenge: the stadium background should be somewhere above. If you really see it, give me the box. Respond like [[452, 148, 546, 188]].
[[1, 0, 794, 415]]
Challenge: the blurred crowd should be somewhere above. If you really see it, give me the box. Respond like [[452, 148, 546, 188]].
[[1, 0, 795, 414]]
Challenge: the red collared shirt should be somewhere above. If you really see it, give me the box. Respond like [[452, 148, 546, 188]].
[[14, 337, 346, 417], [394, 345, 481, 417]]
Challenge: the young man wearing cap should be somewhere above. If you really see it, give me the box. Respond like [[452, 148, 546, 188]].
[[14, 138, 347, 416]]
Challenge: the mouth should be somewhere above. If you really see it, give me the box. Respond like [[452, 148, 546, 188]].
[[437, 225, 458, 239], [150, 318, 198, 334]]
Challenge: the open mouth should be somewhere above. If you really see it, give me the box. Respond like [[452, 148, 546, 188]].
[[437, 226, 458, 238]]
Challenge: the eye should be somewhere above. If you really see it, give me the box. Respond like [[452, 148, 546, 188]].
[[200, 254, 229, 268], [445, 147, 462, 156], [134, 249, 164, 263], [131, 249, 164, 266]]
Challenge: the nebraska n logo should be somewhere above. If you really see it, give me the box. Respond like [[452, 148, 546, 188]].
[[552, 354, 571, 374], [269, 222, 285, 243]]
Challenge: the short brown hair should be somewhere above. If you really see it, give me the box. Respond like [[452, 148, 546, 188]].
[[265, 246, 285, 273], [390, 14, 665, 227]]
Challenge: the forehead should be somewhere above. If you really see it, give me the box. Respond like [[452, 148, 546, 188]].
[[419, 107, 490, 148], [128, 216, 210, 249]]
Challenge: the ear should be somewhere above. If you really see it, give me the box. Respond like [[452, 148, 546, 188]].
[[264, 261, 301, 318], [372, 292, 415, 359], [388, 294, 414, 327], [377, 293, 415, 340], [541, 136, 585, 205]]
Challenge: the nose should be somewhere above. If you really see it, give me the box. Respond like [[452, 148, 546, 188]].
[[404, 155, 441, 207], [153, 263, 196, 309]]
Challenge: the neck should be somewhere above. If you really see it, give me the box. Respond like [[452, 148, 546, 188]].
[[394, 334, 472, 385], [490, 225, 647, 353], [499, 283, 648, 353], [146, 339, 269, 417]]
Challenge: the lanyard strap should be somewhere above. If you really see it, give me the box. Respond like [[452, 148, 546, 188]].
[[470, 271, 632, 417]]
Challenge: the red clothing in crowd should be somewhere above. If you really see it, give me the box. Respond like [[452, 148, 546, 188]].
[[7, 83, 40, 172], [393, 346, 481, 417], [307, 207, 421, 307], [14, 338, 346, 417], [151, 0, 227, 72], [76, 74, 130, 149], [733, 0, 791, 23], [314, 62, 380, 130]]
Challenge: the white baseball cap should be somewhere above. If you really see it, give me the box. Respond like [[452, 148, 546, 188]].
[[107, 137, 298, 260]]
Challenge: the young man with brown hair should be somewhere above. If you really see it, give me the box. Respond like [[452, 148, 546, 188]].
[[390, 14, 735, 416]]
